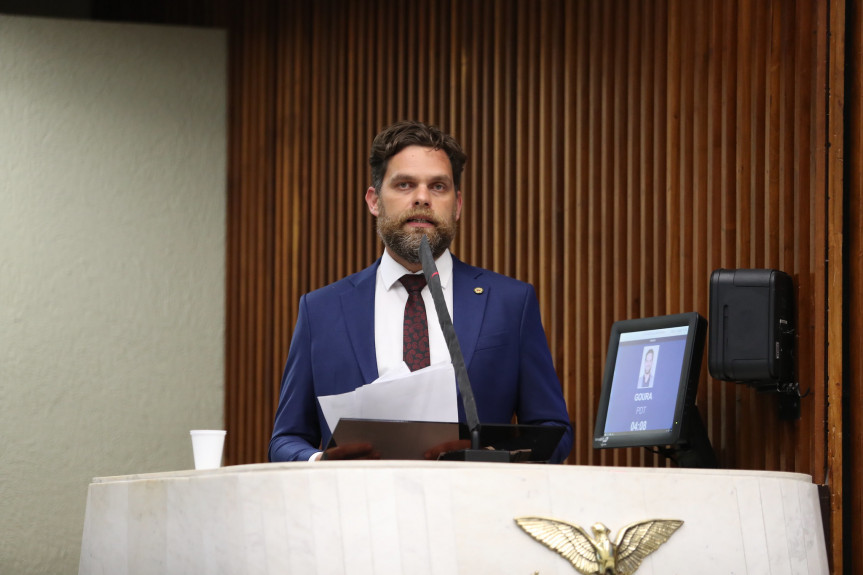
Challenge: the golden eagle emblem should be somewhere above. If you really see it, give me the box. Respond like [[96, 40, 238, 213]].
[[514, 516, 683, 575]]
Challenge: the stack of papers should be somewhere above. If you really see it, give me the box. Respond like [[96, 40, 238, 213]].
[[318, 362, 458, 432]]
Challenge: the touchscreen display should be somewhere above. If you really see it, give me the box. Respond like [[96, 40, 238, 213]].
[[602, 325, 689, 435]]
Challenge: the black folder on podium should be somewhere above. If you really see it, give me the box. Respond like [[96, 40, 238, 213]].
[[328, 418, 565, 462], [325, 236, 566, 464]]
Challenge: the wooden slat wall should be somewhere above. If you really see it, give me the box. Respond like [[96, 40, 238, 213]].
[[225, 0, 846, 562], [827, 1, 847, 571], [845, 1, 861, 572]]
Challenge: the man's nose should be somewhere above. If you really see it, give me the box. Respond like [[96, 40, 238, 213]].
[[413, 185, 431, 206]]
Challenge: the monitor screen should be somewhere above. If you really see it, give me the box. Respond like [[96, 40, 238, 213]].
[[593, 312, 707, 451]]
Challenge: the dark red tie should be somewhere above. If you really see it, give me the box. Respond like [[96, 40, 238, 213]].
[[399, 274, 430, 371]]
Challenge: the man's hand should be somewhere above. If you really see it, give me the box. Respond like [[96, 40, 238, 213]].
[[423, 439, 472, 460], [319, 442, 380, 461]]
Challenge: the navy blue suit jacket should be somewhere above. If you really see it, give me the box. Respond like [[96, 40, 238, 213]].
[[269, 256, 574, 463]]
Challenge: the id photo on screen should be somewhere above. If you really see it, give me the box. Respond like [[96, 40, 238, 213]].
[[637, 345, 659, 389]]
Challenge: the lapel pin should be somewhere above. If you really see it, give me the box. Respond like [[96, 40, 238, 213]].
[[474, 287, 484, 294]]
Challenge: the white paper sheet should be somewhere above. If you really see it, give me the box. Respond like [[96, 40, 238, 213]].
[[318, 362, 458, 433]]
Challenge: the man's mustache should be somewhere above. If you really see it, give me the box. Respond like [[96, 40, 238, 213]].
[[396, 209, 439, 227]]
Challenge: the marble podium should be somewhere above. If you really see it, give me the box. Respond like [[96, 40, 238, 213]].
[[79, 462, 828, 574]]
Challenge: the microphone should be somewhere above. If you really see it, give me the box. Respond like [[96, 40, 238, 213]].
[[418, 236, 481, 450], [417, 236, 565, 463]]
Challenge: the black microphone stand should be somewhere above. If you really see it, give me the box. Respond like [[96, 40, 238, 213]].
[[418, 236, 518, 462]]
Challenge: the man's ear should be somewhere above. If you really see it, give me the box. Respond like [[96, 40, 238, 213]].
[[365, 186, 379, 216], [455, 189, 463, 221]]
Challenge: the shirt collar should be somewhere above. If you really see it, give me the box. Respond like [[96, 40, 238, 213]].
[[380, 248, 453, 290]]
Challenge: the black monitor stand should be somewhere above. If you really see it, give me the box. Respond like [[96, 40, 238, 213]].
[[658, 409, 717, 468]]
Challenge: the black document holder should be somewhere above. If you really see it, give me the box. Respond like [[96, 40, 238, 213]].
[[327, 418, 565, 463]]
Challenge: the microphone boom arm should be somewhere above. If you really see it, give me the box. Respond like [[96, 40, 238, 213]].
[[418, 236, 481, 448]]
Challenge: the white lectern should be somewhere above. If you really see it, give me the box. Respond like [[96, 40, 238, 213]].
[[79, 462, 828, 574]]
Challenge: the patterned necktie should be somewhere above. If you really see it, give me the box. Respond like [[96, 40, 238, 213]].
[[399, 274, 430, 371]]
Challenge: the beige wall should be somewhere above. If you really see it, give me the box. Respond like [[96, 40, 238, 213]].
[[0, 15, 226, 574]]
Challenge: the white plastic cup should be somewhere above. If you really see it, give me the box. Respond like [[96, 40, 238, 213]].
[[190, 430, 226, 470]]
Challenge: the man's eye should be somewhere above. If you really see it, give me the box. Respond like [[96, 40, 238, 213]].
[[432, 183, 446, 191]]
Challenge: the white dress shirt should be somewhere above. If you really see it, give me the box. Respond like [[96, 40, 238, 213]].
[[374, 249, 454, 377]]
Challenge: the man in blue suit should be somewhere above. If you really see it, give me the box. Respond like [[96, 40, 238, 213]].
[[269, 120, 573, 463]]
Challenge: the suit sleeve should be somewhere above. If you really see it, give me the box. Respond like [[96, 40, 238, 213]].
[[516, 284, 574, 463], [268, 294, 322, 462]]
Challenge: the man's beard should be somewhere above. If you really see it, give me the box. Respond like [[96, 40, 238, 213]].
[[376, 205, 458, 264]]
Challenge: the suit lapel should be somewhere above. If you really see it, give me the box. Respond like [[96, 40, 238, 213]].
[[452, 258, 487, 371], [340, 261, 380, 384]]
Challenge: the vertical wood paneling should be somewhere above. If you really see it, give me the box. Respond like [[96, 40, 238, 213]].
[[226, 0, 278, 466], [704, 0, 721, 457], [225, 0, 847, 561], [717, 0, 738, 464], [847, 4, 863, 572], [826, 0, 846, 570]]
